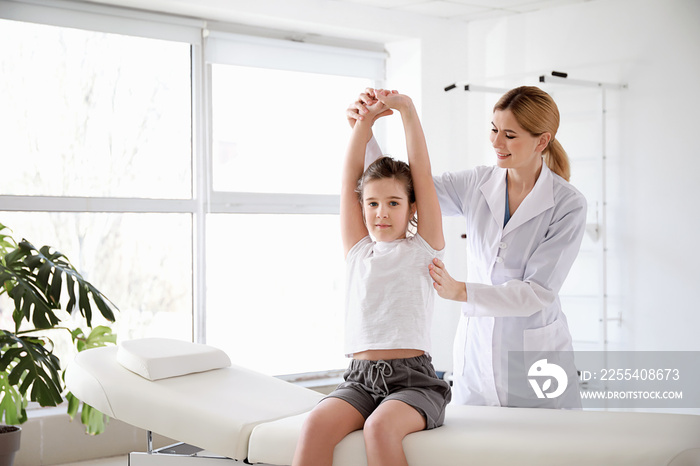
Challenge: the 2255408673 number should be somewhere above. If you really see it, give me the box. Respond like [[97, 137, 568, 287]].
[[599, 368, 680, 381]]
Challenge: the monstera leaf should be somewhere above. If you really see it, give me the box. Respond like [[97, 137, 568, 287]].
[[0, 372, 26, 425], [0, 240, 117, 331], [0, 331, 63, 421]]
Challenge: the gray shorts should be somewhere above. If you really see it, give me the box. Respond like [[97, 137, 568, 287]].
[[324, 354, 451, 430]]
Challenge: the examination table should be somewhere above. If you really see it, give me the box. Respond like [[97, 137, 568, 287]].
[[64, 338, 700, 466]]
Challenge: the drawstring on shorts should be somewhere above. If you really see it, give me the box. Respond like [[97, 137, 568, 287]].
[[368, 360, 394, 397]]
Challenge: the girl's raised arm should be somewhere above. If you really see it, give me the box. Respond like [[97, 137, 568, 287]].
[[376, 92, 444, 251], [340, 100, 387, 258]]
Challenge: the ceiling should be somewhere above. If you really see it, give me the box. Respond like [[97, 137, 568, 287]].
[[334, 0, 592, 22]]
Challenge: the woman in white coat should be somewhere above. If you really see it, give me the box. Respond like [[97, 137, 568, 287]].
[[350, 86, 586, 409]]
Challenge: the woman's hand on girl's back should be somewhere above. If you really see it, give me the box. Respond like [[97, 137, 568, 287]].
[[429, 258, 467, 302]]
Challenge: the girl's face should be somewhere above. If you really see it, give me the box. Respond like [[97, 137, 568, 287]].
[[490, 109, 550, 172], [362, 177, 416, 242]]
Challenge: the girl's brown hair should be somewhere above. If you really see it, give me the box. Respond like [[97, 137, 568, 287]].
[[494, 86, 571, 181]]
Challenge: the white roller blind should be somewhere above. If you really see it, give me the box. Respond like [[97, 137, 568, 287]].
[[0, 0, 203, 43], [206, 31, 386, 80]]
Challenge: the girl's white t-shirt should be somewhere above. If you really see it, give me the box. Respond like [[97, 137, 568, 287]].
[[344, 233, 444, 357]]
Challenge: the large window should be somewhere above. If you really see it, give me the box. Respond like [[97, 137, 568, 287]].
[[204, 31, 385, 374], [0, 2, 386, 377], [0, 2, 201, 367]]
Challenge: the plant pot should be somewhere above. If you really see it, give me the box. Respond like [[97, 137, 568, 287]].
[[0, 426, 21, 466]]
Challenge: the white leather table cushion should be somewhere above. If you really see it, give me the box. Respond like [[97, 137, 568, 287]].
[[65, 345, 323, 461], [248, 404, 700, 466], [117, 338, 232, 381]]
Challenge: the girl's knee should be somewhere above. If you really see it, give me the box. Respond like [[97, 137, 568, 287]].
[[301, 409, 335, 438], [300, 401, 364, 444], [363, 412, 401, 444], [363, 403, 426, 445]]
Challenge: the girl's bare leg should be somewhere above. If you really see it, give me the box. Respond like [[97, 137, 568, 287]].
[[292, 397, 365, 466], [363, 400, 426, 466]]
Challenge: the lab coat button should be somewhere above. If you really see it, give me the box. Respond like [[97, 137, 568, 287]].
[[499, 242, 508, 249], [495, 257, 504, 264]]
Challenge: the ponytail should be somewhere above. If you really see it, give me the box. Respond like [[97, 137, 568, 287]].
[[495, 86, 572, 182], [544, 138, 570, 182]]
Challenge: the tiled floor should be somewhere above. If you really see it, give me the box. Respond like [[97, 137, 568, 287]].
[[57, 456, 127, 466]]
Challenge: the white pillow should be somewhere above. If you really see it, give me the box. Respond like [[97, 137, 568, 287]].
[[117, 338, 231, 381]]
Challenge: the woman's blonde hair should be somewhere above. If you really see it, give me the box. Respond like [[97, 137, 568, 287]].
[[494, 86, 570, 181]]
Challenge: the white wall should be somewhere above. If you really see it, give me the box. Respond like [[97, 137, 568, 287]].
[[464, 0, 700, 352]]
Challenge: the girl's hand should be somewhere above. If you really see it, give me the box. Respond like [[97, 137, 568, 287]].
[[346, 88, 395, 128], [362, 99, 389, 120], [375, 89, 411, 113], [429, 258, 467, 302]]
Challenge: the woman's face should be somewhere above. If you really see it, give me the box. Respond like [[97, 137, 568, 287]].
[[489, 109, 549, 172]]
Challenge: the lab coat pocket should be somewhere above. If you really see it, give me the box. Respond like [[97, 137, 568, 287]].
[[523, 318, 566, 352]]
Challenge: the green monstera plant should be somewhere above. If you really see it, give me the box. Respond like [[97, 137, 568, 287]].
[[0, 223, 118, 435]]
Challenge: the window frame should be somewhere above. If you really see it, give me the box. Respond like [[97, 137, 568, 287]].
[[0, 0, 388, 360], [0, 0, 206, 339]]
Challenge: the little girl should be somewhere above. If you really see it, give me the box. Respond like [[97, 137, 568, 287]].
[[292, 90, 451, 466]]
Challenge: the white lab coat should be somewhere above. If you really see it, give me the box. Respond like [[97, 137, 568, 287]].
[[434, 164, 586, 408], [366, 138, 586, 408]]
